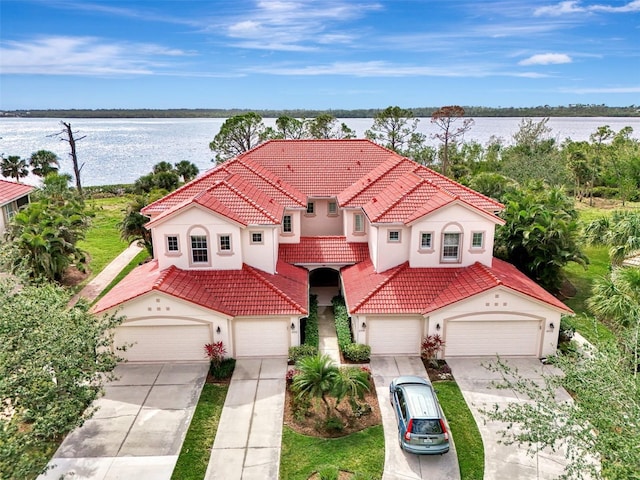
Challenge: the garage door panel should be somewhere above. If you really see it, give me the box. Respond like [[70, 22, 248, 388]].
[[445, 320, 540, 357], [115, 325, 211, 362], [369, 318, 421, 355], [234, 320, 288, 357]]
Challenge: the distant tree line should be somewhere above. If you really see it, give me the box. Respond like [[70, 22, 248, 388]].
[[2, 104, 639, 119]]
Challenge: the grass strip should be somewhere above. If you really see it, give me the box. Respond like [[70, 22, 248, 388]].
[[92, 249, 149, 304], [171, 383, 228, 480], [280, 425, 384, 479], [435, 380, 484, 480]]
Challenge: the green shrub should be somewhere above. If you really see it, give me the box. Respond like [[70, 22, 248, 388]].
[[209, 358, 236, 379], [323, 415, 344, 433], [343, 343, 371, 362], [289, 344, 319, 362], [332, 296, 353, 351], [304, 294, 319, 348], [317, 465, 339, 480]]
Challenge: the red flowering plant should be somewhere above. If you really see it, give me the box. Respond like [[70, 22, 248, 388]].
[[204, 341, 226, 367]]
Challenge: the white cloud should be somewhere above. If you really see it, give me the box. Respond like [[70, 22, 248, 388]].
[[535, 0, 640, 16], [0, 36, 193, 75], [519, 53, 572, 65]]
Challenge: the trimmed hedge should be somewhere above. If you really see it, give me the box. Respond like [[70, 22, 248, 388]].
[[304, 294, 319, 348], [343, 343, 371, 362], [332, 296, 370, 362], [288, 344, 319, 362]]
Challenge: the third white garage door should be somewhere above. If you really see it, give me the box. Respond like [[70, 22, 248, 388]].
[[444, 319, 541, 357], [368, 318, 422, 355], [234, 319, 289, 357]]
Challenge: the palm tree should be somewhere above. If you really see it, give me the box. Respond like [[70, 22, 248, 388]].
[[152, 161, 174, 174], [118, 195, 153, 255], [291, 354, 339, 415], [588, 267, 640, 330], [334, 367, 371, 411], [1, 155, 29, 182], [175, 160, 199, 183], [585, 211, 640, 265], [29, 150, 60, 177]]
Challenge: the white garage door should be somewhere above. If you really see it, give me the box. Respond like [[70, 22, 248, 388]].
[[445, 319, 541, 357], [234, 320, 289, 357], [368, 318, 422, 355], [115, 324, 211, 362]]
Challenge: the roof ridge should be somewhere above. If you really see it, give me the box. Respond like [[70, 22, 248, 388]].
[[238, 158, 306, 206], [221, 173, 282, 223], [370, 173, 426, 220], [339, 155, 404, 204], [474, 261, 503, 286], [352, 262, 408, 312], [244, 264, 306, 313], [153, 264, 177, 289]]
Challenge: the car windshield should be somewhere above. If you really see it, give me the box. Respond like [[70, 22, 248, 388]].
[[411, 419, 442, 434]]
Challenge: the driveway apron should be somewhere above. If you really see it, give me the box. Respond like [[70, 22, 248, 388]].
[[370, 356, 461, 480], [205, 358, 287, 480], [447, 357, 571, 480], [38, 362, 208, 480]]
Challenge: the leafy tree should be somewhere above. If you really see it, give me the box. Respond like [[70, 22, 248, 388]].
[[209, 112, 266, 163], [153, 170, 180, 191], [174, 160, 199, 182], [0, 280, 122, 479], [431, 105, 474, 177], [584, 210, 640, 266], [494, 182, 587, 292], [483, 344, 640, 480], [292, 354, 340, 415], [263, 115, 308, 140], [305, 114, 355, 140], [365, 106, 423, 154], [29, 150, 60, 177], [467, 172, 517, 202], [1, 155, 29, 182], [118, 195, 155, 255]]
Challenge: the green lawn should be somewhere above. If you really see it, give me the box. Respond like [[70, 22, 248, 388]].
[[79, 197, 130, 282], [280, 425, 385, 480], [171, 384, 228, 480], [435, 380, 484, 480]]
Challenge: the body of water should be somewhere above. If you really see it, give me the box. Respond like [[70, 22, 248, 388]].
[[1, 117, 639, 187]]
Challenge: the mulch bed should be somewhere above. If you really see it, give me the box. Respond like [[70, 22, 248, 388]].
[[423, 359, 454, 383]]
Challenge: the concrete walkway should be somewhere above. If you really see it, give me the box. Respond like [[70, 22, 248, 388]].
[[370, 356, 461, 480], [318, 305, 341, 364], [69, 242, 143, 306], [205, 358, 288, 480], [447, 357, 570, 480], [39, 362, 208, 480]]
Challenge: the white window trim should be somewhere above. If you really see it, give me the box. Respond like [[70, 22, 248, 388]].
[[165, 234, 181, 257], [353, 213, 365, 235], [441, 232, 462, 263], [250, 231, 264, 245], [327, 201, 338, 217], [217, 234, 233, 255], [418, 231, 435, 253], [188, 226, 211, 267], [387, 230, 401, 243], [469, 231, 486, 252], [282, 214, 294, 235]]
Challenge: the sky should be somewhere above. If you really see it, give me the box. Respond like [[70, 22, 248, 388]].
[[0, 0, 639, 110]]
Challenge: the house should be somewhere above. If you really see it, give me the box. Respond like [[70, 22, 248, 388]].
[[93, 140, 571, 361], [0, 179, 34, 237]]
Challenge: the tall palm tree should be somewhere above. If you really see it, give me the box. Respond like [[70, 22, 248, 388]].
[[292, 354, 339, 415], [118, 195, 153, 255], [29, 150, 60, 177], [585, 211, 640, 265], [174, 160, 199, 183], [1, 155, 29, 182]]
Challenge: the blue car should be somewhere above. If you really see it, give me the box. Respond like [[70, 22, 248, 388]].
[[389, 376, 450, 455]]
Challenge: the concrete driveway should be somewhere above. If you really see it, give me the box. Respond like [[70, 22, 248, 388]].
[[39, 362, 208, 480], [446, 357, 571, 480], [370, 356, 461, 480], [205, 358, 287, 480]]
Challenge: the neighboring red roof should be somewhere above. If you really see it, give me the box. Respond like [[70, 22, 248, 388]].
[[279, 236, 370, 264], [0, 179, 34, 206], [342, 259, 572, 315], [92, 260, 308, 316]]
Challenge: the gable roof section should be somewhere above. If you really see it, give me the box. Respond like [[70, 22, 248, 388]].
[[279, 236, 370, 264], [0, 179, 34, 206], [241, 139, 398, 197], [342, 258, 572, 315], [92, 259, 308, 316]]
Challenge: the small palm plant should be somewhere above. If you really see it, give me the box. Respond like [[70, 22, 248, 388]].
[[292, 354, 339, 416]]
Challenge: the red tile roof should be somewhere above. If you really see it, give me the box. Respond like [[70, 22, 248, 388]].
[[342, 258, 572, 315], [92, 260, 308, 316], [279, 236, 370, 264], [0, 179, 34, 206]]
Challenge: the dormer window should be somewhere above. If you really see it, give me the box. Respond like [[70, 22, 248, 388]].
[[442, 232, 461, 262], [419, 232, 434, 251], [282, 214, 293, 234], [388, 230, 401, 243], [190, 235, 208, 263], [354, 213, 365, 233], [218, 234, 232, 254], [306, 202, 315, 215], [251, 231, 263, 244], [166, 235, 180, 256], [328, 201, 338, 216], [471, 232, 484, 250]]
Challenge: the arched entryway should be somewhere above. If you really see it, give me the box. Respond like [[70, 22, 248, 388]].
[[309, 267, 341, 306]]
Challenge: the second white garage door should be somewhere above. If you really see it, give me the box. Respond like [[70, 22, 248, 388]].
[[234, 319, 289, 357], [368, 318, 422, 355], [444, 319, 541, 357], [114, 324, 211, 362]]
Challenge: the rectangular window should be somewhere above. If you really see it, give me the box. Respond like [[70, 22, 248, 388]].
[[420, 232, 433, 249], [388, 230, 401, 243], [306, 202, 315, 214], [328, 201, 337, 216], [442, 233, 461, 262], [354, 213, 364, 233], [191, 235, 208, 263], [251, 232, 263, 244], [471, 232, 484, 249], [283, 214, 293, 233], [218, 234, 231, 252], [167, 235, 179, 252]]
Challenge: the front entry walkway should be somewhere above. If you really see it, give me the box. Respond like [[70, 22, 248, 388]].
[[370, 357, 461, 480], [205, 358, 288, 480], [318, 305, 341, 364]]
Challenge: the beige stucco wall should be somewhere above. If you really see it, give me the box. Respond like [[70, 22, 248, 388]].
[[343, 208, 369, 243], [300, 198, 343, 236], [374, 225, 411, 272], [279, 209, 301, 244], [240, 226, 278, 274]]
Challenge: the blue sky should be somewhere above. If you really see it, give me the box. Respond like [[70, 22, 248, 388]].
[[1, 0, 639, 110]]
